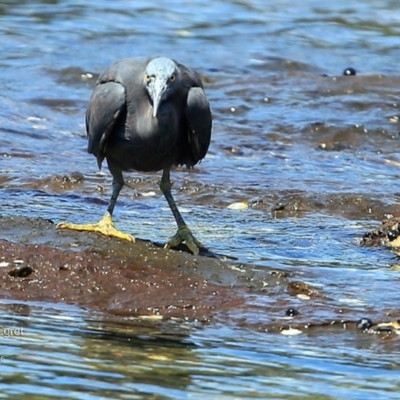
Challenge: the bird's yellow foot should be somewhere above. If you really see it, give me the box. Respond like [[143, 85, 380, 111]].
[[164, 225, 204, 255], [57, 212, 135, 242]]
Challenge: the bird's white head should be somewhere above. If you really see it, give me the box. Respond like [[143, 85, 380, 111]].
[[145, 57, 180, 118]]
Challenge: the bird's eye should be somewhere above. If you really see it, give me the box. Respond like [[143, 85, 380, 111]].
[[169, 74, 176, 82], [145, 74, 151, 83]]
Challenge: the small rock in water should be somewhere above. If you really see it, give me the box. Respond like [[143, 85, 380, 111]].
[[227, 202, 248, 210], [297, 294, 311, 300], [8, 265, 34, 278], [375, 321, 400, 333], [139, 191, 156, 197], [285, 307, 299, 317], [343, 67, 356, 76], [280, 327, 302, 336], [356, 317, 373, 330], [387, 229, 399, 241]]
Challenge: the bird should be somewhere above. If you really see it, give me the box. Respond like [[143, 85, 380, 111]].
[[57, 56, 212, 255]]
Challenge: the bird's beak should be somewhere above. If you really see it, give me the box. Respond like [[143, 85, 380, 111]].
[[152, 81, 167, 118]]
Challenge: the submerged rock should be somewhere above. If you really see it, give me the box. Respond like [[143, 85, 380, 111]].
[[361, 216, 400, 248]]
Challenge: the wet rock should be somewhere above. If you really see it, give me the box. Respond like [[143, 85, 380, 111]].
[[280, 327, 302, 335], [287, 281, 320, 297], [0, 216, 293, 321], [221, 145, 245, 156], [51, 171, 85, 189], [373, 320, 400, 334], [361, 216, 400, 247], [387, 229, 399, 241], [271, 270, 290, 278], [356, 318, 373, 330], [0, 238, 246, 320], [272, 192, 324, 216], [253, 191, 386, 220], [285, 307, 299, 317], [227, 201, 248, 210], [1, 215, 400, 339], [8, 265, 34, 278], [318, 141, 351, 151], [14, 172, 85, 192], [343, 67, 357, 76]]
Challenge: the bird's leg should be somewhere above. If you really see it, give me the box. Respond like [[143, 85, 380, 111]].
[[160, 169, 204, 255], [57, 171, 135, 242]]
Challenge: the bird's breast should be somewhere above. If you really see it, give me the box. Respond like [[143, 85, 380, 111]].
[[108, 101, 181, 172], [132, 103, 178, 143]]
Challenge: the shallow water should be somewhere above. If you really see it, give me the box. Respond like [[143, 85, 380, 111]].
[[2, 0, 400, 398]]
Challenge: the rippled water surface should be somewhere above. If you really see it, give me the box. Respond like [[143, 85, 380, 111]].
[[2, 0, 400, 398]]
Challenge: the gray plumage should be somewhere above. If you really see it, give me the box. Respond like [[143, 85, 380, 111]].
[[58, 56, 212, 255], [87, 56, 211, 173]]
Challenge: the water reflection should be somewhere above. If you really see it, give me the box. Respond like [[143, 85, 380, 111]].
[[2, 302, 400, 399]]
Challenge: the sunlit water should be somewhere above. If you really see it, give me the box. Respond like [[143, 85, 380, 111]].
[[2, 0, 400, 398]]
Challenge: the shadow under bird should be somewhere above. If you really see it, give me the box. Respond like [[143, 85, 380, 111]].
[[57, 56, 212, 255]]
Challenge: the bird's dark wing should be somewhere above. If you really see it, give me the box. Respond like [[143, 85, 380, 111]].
[[175, 61, 212, 164], [86, 81, 126, 169], [185, 86, 212, 163]]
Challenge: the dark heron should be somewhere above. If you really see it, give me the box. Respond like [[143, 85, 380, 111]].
[[57, 56, 212, 255]]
